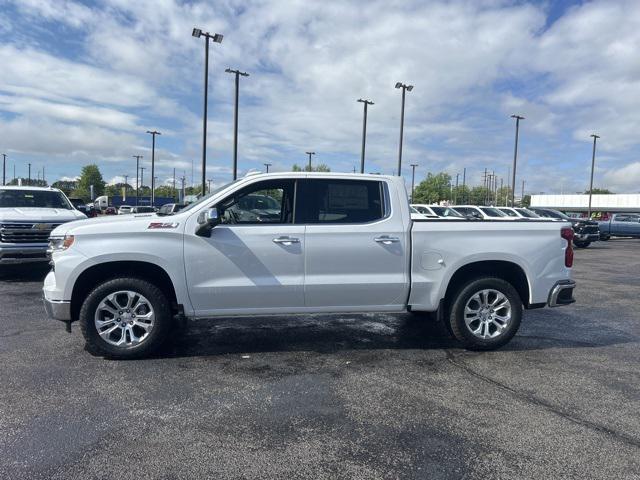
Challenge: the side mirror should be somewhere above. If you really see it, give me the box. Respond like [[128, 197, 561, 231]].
[[196, 207, 221, 237]]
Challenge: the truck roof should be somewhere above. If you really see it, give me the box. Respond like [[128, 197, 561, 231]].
[[243, 172, 394, 181], [0, 185, 62, 192]]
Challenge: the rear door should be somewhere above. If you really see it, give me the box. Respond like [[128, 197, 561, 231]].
[[297, 178, 409, 310]]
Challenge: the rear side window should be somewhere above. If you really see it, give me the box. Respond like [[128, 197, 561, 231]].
[[297, 179, 385, 224]]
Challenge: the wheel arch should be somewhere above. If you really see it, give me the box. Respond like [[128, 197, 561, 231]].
[[70, 261, 180, 321], [442, 260, 531, 309]]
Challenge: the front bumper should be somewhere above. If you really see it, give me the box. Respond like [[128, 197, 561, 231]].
[[0, 245, 49, 264], [43, 295, 72, 321], [548, 280, 576, 307], [575, 233, 600, 242]]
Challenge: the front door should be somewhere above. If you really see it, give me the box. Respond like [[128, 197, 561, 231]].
[[184, 178, 305, 316], [298, 178, 409, 310]]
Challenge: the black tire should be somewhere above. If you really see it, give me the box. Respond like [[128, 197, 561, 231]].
[[79, 277, 172, 359], [448, 277, 523, 351], [573, 240, 591, 248]]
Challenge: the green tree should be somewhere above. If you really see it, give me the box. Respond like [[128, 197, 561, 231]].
[[105, 183, 133, 197], [75, 164, 105, 201], [412, 172, 452, 204], [584, 188, 613, 194], [292, 163, 331, 172], [520, 195, 531, 207], [155, 185, 178, 199]]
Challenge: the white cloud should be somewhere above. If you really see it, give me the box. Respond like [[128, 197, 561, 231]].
[[603, 161, 640, 192]]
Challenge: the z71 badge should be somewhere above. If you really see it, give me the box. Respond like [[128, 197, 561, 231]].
[[147, 222, 179, 229]]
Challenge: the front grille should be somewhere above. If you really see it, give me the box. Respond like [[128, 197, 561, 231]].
[[582, 225, 599, 234], [0, 223, 62, 244]]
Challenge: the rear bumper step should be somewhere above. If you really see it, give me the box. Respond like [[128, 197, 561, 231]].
[[548, 280, 576, 307]]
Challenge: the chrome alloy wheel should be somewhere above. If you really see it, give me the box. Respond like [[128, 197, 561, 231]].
[[94, 290, 155, 347], [463, 289, 512, 339]]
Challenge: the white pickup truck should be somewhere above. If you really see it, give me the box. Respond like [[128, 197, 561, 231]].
[[43, 173, 576, 358], [1, 186, 86, 264]]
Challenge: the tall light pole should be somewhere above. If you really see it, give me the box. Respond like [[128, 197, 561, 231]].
[[139, 166, 146, 202], [28, 163, 31, 186], [123, 175, 129, 201], [306, 151, 315, 171], [207, 178, 212, 193], [225, 68, 249, 180], [2, 153, 6, 186], [173, 168, 177, 200], [588, 134, 600, 218], [133, 155, 143, 206], [264, 163, 272, 173], [455, 173, 460, 204], [193, 28, 223, 196], [410, 164, 418, 203], [395, 82, 413, 176], [146, 130, 161, 206], [357, 98, 374, 174], [510, 114, 525, 207], [462, 167, 466, 204]]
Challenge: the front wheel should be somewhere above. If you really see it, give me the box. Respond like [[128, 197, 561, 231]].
[[448, 277, 523, 350], [79, 277, 172, 359], [573, 240, 591, 248]]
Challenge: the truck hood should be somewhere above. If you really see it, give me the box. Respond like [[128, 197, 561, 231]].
[[50, 212, 160, 236], [0, 207, 86, 223]]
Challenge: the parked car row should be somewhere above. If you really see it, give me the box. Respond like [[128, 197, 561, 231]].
[[410, 204, 602, 249]]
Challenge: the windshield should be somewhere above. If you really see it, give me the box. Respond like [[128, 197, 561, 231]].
[[498, 208, 519, 217], [0, 189, 72, 209], [431, 206, 464, 218], [480, 207, 507, 217], [516, 208, 540, 218], [536, 209, 570, 220], [179, 180, 240, 214]]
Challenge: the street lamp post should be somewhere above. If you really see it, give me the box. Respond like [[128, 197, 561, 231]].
[[133, 155, 143, 206], [207, 179, 212, 193], [28, 163, 31, 186], [225, 68, 249, 180], [193, 27, 223, 196], [139, 166, 145, 202], [146, 130, 161, 206], [510, 114, 525, 207], [357, 98, 374, 174], [410, 164, 418, 203], [305, 151, 315, 171], [2, 153, 6, 186], [123, 175, 129, 201], [462, 167, 466, 204], [264, 163, 272, 173], [588, 134, 600, 218], [395, 82, 413, 176], [455, 173, 459, 204]]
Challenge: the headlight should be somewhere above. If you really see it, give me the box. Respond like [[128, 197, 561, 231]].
[[47, 235, 75, 253]]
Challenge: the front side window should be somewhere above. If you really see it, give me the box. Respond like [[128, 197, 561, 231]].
[[456, 207, 482, 219], [480, 207, 507, 217], [297, 179, 385, 224], [499, 208, 519, 217], [0, 190, 71, 209], [218, 179, 294, 224]]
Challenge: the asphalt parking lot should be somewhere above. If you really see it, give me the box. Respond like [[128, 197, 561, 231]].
[[1, 239, 639, 479]]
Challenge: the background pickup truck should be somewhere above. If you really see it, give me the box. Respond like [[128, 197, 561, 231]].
[[43, 173, 576, 359], [596, 213, 640, 240], [0, 186, 86, 264]]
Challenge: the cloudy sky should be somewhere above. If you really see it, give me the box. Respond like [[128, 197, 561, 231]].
[[1, 0, 639, 194]]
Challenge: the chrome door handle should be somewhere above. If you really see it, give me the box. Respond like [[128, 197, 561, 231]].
[[273, 236, 300, 244], [374, 236, 400, 244]]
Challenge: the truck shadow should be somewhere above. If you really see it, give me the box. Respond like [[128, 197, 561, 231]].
[[0, 264, 50, 282], [154, 312, 634, 359]]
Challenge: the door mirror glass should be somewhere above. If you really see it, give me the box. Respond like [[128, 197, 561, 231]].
[[196, 207, 220, 236]]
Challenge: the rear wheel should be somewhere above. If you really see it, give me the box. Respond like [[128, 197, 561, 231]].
[[448, 277, 522, 350], [79, 277, 172, 359], [573, 240, 591, 248]]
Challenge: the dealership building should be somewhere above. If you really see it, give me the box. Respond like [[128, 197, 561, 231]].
[[530, 194, 640, 213]]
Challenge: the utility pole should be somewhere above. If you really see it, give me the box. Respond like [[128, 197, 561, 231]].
[[173, 168, 176, 201], [510, 114, 525, 207], [410, 164, 418, 204], [133, 155, 143, 206], [264, 163, 272, 173], [1, 153, 5, 186], [123, 175, 129, 201], [395, 82, 413, 176], [305, 151, 315, 171], [207, 178, 212, 193], [500, 178, 504, 206], [225, 68, 249, 180], [139, 166, 146, 203], [357, 98, 374, 173], [146, 130, 161, 206], [193, 28, 223, 198], [454, 173, 459, 204], [587, 134, 600, 218], [461, 167, 466, 204], [28, 163, 31, 186]]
